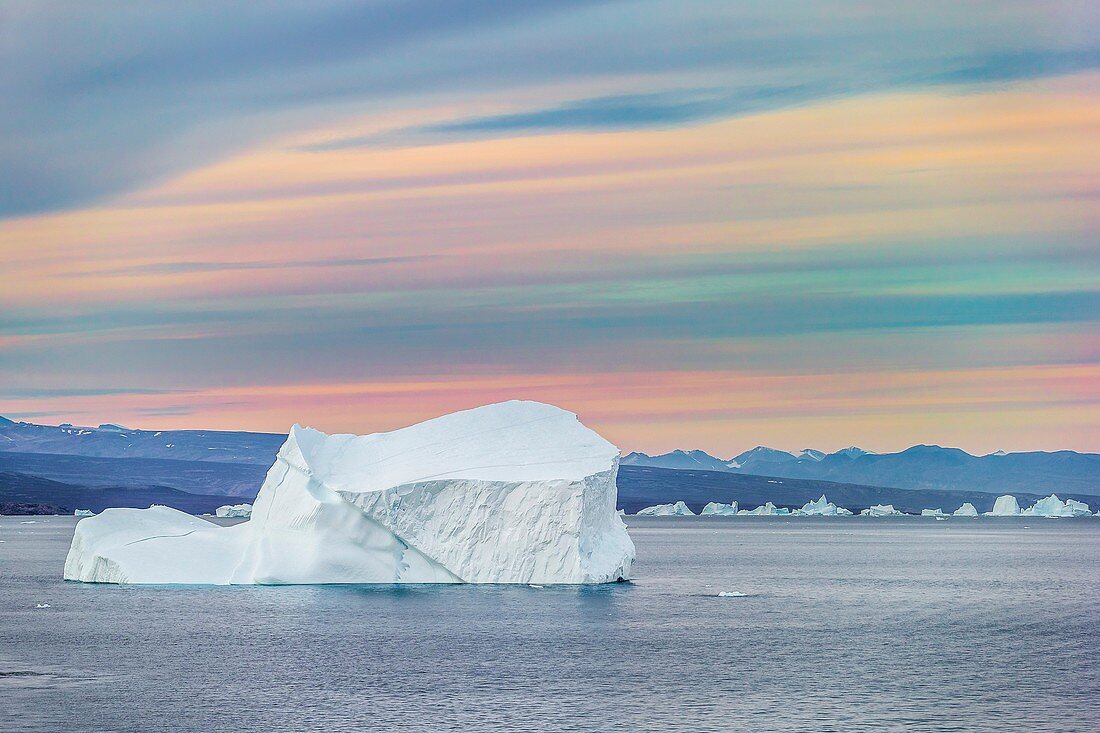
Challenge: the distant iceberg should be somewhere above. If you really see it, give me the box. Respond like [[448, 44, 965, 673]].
[[1020, 494, 1092, 518], [736, 502, 790, 516], [792, 494, 850, 516], [860, 504, 904, 517], [920, 508, 948, 518], [984, 495, 1022, 516], [215, 503, 253, 518], [953, 503, 978, 517], [700, 501, 738, 516], [74, 509, 94, 517], [64, 401, 635, 585], [637, 500, 695, 516]]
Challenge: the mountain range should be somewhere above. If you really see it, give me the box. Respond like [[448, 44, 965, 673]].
[[623, 444, 1099, 496], [1, 417, 1097, 514]]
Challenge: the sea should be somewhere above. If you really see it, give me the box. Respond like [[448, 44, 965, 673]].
[[1, 516, 1097, 732]]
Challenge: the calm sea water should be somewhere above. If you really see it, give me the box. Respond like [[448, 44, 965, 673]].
[[1, 516, 1097, 733]]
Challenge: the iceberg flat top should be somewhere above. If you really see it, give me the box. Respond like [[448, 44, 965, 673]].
[[287, 400, 619, 493]]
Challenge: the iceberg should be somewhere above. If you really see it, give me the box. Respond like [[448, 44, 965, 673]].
[[636, 500, 695, 516], [736, 502, 790, 516], [64, 401, 635, 585], [215, 503, 253, 518], [983, 495, 1022, 516], [920, 508, 948, 518], [954, 503, 978, 517], [1021, 494, 1093, 518], [792, 494, 848, 516], [74, 509, 94, 517], [700, 501, 738, 516], [860, 504, 904, 517]]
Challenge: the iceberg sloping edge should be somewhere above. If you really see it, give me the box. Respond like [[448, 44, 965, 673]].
[[64, 401, 635, 585]]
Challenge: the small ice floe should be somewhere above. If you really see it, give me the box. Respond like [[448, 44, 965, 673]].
[[860, 504, 905, 517], [717, 591, 749, 597], [529, 584, 544, 589], [215, 503, 253, 518], [20, 520, 37, 524], [700, 501, 738, 516], [74, 509, 94, 517], [636, 501, 695, 516], [35, 603, 51, 609]]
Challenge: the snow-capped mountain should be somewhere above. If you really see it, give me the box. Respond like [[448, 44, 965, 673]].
[[618, 441, 1099, 497], [621, 449, 730, 472]]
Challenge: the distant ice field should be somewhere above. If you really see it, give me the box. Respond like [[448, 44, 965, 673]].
[[1, 517, 1097, 732]]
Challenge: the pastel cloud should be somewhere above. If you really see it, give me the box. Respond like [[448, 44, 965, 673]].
[[0, 2, 1097, 454]]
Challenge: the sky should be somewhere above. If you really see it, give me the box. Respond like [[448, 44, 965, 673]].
[[1, 1, 1098, 455]]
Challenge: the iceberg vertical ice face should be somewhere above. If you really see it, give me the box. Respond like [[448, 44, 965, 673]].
[[64, 401, 635, 585], [954, 503, 978, 517], [984, 495, 1022, 516]]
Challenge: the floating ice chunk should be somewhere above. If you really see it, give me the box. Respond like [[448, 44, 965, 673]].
[[64, 401, 635, 585], [860, 504, 904, 517], [1065, 499, 1091, 517], [636, 500, 695, 516], [920, 508, 948, 518], [717, 591, 749, 597], [74, 509, 94, 517], [700, 501, 738, 516], [954, 503, 978, 517], [736, 502, 789, 516], [792, 494, 846, 516], [215, 503, 253, 518], [983, 495, 1022, 516], [1021, 494, 1092, 518], [35, 603, 51, 609]]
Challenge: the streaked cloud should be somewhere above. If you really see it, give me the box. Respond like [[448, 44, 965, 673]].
[[0, 2, 1097, 452]]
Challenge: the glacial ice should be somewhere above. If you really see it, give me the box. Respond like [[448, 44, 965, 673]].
[[736, 502, 790, 516], [792, 494, 849, 516], [954, 503, 978, 517], [215, 503, 253, 518], [74, 509, 94, 517], [984, 495, 1022, 516], [636, 500, 696, 516], [920, 508, 948, 518], [1021, 494, 1092, 518], [64, 401, 635, 585], [860, 504, 904, 517], [700, 501, 738, 516]]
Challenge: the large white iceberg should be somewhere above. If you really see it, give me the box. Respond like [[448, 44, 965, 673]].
[[636, 500, 695, 516], [984, 495, 1022, 516], [64, 401, 635, 585], [215, 503, 253, 518], [74, 509, 94, 517], [920, 508, 948, 518], [792, 495, 850, 516], [860, 504, 905, 517], [1021, 494, 1092, 518], [736, 502, 790, 516], [700, 501, 738, 516], [954, 503, 978, 517]]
